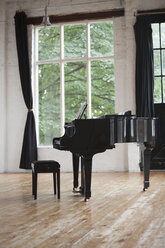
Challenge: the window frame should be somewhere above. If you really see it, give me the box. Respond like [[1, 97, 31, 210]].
[[152, 22, 165, 103], [32, 19, 115, 147]]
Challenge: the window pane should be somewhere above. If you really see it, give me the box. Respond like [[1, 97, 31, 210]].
[[161, 23, 165, 48], [39, 64, 60, 145], [38, 27, 60, 61], [65, 62, 87, 122], [162, 49, 165, 75], [154, 77, 162, 103], [64, 24, 86, 59], [154, 50, 161, 75], [91, 60, 115, 118], [90, 22, 114, 57], [152, 24, 160, 48]]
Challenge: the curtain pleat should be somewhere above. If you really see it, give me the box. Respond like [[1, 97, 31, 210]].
[[134, 16, 154, 117], [14, 12, 37, 169], [134, 14, 165, 117]]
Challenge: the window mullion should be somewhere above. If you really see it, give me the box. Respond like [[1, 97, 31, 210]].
[[34, 28, 39, 145], [60, 25, 65, 135], [87, 23, 91, 118]]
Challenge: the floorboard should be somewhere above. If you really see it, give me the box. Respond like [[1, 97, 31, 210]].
[[0, 172, 165, 248]]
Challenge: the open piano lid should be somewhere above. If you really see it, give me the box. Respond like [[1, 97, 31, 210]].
[[75, 102, 87, 119]]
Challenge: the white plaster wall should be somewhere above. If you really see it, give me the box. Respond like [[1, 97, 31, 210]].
[[0, 0, 6, 172], [1, 0, 165, 173]]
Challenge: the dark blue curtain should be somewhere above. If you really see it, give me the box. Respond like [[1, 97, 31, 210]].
[[14, 12, 37, 169]]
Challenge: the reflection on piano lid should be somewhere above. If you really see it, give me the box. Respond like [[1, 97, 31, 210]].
[[118, 110, 132, 116]]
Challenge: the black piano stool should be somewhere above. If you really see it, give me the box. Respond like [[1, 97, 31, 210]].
[[31, 160, 60, 200]]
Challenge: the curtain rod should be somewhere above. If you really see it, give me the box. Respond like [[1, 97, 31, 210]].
[[135, 8, 165, 16]]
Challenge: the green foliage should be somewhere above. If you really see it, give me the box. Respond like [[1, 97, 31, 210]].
[[38, 27, 60, 60], [90, 22, 114, 57], [39, 64, 60, 145], [64, 24, 86, 59], [65, 62, 87, 122], [91, 60, 114, 117], [153, 77, 161, 103], [37, 22, 115, 145]]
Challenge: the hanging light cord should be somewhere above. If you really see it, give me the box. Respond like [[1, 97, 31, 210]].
[[41, 0, 51, 26]]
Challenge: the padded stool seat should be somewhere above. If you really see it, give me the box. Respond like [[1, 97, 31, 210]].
[[31, 160, 60, 200]]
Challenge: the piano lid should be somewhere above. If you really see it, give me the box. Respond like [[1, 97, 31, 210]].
[[75, 102, 87, 119]]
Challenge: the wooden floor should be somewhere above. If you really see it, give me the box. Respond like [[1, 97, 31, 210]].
[[0, 172, 165, 248]]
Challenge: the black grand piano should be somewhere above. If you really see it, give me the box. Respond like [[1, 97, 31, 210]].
[[53, 102, 158, 201]]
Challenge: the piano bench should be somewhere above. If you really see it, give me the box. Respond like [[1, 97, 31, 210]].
[[31, 160, 60, 200]]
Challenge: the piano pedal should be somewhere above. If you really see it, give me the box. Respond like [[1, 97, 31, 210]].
[[72, 187, 82, 194]]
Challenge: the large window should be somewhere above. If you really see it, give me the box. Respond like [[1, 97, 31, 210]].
[[152, 23, 165, 103], [34, 20, 115, 146]]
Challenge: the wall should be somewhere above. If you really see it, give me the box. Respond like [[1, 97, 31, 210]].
[[0, 0, 165, 173], [0, 1, 6, 173]]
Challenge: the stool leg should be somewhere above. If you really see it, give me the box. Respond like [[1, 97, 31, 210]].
[[53, 172, 56, 195], [34, 172, 38, 200], [57, 169, 60, 199]]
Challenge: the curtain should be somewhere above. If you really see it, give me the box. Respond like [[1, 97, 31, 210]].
[[14, 11, 37, 169], [134, 14, 165, 117], [134, 16, 154, 117]]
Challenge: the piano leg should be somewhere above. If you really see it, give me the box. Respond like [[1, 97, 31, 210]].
[[80, 157, 84, 195], [143, 147, 152, 191], [82, 156, 93, 201], [72, 153, 80, 192]]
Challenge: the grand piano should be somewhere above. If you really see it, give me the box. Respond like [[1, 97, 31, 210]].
[[53, 102, 158, 201]]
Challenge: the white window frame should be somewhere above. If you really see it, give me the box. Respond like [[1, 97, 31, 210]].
[[32, 19, 115, 147]]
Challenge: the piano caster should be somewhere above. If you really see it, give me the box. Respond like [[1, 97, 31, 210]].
[[143, 181, 150, 191], [143, 187, 149, 191], [84, 197, 89, 202]]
